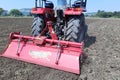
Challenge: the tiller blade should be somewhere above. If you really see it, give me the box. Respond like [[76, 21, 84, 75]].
[[1, 32, 83, 74]]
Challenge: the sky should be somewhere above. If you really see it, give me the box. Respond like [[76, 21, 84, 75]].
[[0, 0, 120, 12]]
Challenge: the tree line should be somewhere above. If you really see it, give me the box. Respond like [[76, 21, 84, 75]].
[[86, 10, 120, 18], [96, 10, 120, 18], [0, 8, 31, 17]]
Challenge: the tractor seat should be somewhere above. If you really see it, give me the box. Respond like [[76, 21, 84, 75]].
[[45, 1, 54, 9]]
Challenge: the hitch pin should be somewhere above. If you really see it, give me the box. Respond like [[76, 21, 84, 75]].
[[55, 37, 61, 64], [16, 32, 22, 56]]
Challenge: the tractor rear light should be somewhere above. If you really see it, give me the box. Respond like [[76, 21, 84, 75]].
[[66, 7, 70, 10], [74, 8, 82, 11], [32, 8, 37, 11]]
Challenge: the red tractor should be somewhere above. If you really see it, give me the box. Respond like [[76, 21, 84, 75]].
[[1, 0, 87, 74], [31, 0, 87, 42]]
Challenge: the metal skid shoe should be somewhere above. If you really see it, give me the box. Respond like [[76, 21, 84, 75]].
[[1, 32, 84, 74]]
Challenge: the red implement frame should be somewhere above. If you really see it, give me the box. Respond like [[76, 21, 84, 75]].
[[1, 32, 83, 74]]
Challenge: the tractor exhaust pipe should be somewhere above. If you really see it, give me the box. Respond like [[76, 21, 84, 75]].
[[42, 0, 46, 8], [35, 0, 38, 8], [85, 0, 87, 7], [81, 0, 83, 6], [68, 0, 71, 7]]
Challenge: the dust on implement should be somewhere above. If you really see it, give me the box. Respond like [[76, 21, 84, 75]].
[[0, 0, 87, 74]]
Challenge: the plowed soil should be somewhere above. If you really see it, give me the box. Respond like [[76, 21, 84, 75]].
[[0, 18, 120, 80]]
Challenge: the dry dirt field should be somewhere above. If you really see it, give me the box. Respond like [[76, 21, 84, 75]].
[[0, 18, 120, 80]]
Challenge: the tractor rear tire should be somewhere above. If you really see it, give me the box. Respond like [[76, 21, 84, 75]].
[[65, 15, 85, 42], [31, 16, 45, 36]]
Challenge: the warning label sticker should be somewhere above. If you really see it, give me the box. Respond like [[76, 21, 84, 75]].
[[29, 50, 52, 61]]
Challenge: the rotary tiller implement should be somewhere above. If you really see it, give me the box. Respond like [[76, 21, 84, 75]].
[[1, 32, 83, 74]]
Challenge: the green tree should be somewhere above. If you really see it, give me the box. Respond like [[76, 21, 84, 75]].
[[0, 8, 4, 15], [113, 11, 120, 18], [96, 10, 114, 18], [9, 9, 22, 16], [95, 10, 120, 18], [107, 12, 113, 17]]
